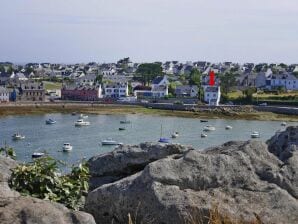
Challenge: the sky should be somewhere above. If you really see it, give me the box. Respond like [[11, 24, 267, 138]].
[[1, 0, 298, 64]]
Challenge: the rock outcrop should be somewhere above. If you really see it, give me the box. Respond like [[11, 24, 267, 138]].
[[88, 142, 193, 189], [0, 155, 96, 224], [85, 128, 298, 224]]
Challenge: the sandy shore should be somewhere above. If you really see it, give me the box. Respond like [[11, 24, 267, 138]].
[[0, 102, 298, 121]]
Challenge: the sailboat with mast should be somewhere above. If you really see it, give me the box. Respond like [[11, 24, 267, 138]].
[[158, 124, 170, 143]]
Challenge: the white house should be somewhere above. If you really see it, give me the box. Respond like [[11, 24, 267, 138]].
[[104, 82, 128, 98], [151, 76, 169, 97], [0, 86, 10, 102], [204, 86, 221, 106], [75, 74, 97, 86], [133, 76, 169, 98]]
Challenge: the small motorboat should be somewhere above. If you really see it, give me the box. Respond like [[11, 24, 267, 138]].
[[45, 118, 56, 125], [62, 143, 73, 152], [251, 131, 260, 138], [75, 119, 90, 126], [119, 127, 126, 131], [281, 122, 287, 126], [158, 137, 170, 143], [71, 112, 77, 116], [120, 120, 131, 124], [225, 125, 233, 130], [101, 138, 119, 145], [200, 120, 208, 123], [32, 152, 45, 158], [171, 132, 179, 138], [79, 114, 88, 119], [12, 133, 25, 140], [203, 125, 216, 131], [201, 133, 207, 138]]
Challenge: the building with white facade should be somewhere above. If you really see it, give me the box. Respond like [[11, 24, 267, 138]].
[[0, 86, 9, 102], [133, 76, 169, 98], [204, 86, 221, 106], [104, 82, 128, 98]]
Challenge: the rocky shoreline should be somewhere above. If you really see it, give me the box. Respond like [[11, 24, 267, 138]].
[[0, 126, 297, 223]]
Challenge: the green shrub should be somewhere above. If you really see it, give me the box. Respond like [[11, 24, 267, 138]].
[[9, 156, 89, 210]]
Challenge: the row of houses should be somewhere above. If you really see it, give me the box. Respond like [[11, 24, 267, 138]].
[[0, 82, 46, 103]]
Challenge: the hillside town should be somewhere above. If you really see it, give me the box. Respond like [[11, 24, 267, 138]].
[[0, 58, 297, 106]]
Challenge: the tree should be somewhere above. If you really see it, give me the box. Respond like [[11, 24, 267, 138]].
[[168, 82, 176, 96], [135, 63, 163, 86], [0, 65, 5, 73], [188, 68, 201, 86], [242, 87, 257, 103], [7, 65, 14, 74], [219, 73, 237, 95]]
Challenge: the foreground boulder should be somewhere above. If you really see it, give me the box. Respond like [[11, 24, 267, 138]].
[[86, 134, 298, 224], [0, 155, 96, 224], [88, 142, 193, 189]]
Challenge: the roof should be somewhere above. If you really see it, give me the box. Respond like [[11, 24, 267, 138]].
[[205, 86, 219, 92], [105, 82, 127, 88], [133, 85, 151, 91], [152, 76, 164, 85]]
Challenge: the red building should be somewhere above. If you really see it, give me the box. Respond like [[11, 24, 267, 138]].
[[61, 85, 103, 101]]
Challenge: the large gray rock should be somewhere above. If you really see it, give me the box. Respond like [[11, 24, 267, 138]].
[[0, 155, 96, 224], [0, 197, 96, 224], [267, 126, 298, 161], [0, 155, 20, 199], [85, 140, 298, 224], [88, 142, 193, 189]]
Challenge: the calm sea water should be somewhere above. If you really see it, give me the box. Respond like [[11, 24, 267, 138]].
[[0, 113, 296, 166]]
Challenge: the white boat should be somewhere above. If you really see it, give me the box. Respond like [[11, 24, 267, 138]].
[[45, 118, 56, 125], [251, 131, 260, 138], [12, 133, 25, 140], [62, 143, 73, 152], [101, 138, 119, 145], [281, 122, 287, 126], [32, 152, 45, 158], [225, 125, 233, 130], [203, 125, 216, 131], [75, 119, 90, 126], [201, 133, 207, 138], [171, 132, 179, 138], [79, 114, 88, 119]]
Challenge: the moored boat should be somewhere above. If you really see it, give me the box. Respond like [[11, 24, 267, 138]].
[[119, 127, 126, 131], [251, 131, 260, 138], [225, 125, 233, 130], [12, 133, 25, 140], [120, 120, 131, 124], [101, 138, 119, 145], [158, 137, 170, 143], [201, 133, 207, 138], [281, 122, 287, 126], [75, 119, 90, 126], [203, 125, 216, 131], [62, 143, 73, 152], [32, 152, 45, 158], [45, 118, 56, 125], [79, 114, 88, 119], [171, 132, 179, 138], [200, 120, 208, 123]]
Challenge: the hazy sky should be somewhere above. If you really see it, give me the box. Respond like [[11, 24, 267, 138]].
[[1, 0, 298, 63]]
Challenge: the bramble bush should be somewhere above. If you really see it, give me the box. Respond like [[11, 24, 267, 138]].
[[9, 156, 89, 210]]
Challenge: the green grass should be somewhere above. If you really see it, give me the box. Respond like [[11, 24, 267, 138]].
[[227, 91, 243, 99], [43, 81, 62, 90]]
